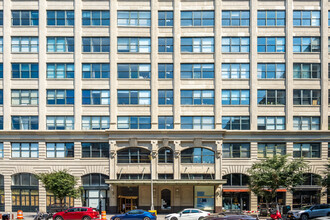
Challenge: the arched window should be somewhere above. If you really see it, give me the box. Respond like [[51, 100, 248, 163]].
[[117, 147, 151, 163], [158, 148, 173, 163], [82, 174, 109, 211], [181, 147, 214, 163], [0, 174, 4, 211], [11, 173, 39, 212], [301, 173, 321, 186], [223, 173, 249, 186]]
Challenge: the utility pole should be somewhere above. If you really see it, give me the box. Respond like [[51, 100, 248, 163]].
[[149, 154, 154, 210]]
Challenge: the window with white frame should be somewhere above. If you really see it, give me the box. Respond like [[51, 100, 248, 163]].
[[293, 11, 320, 26], [12, 37, 38, 53], [11, 90, 38, 105], [82, 143, 109, 158], [158, 116, 174, 129], [222, 37, 249, 53], [181, 90, 215, 105], [47, 63, 74, 79], [46, 116, 74, 130], [181, 37, 214, 53], [12, 116, 38, 130], [257, 63, 285, 79], [12, 10, 38, 26], [82, 63, 110, 79], [223, 143, 250, 158], [222, 116, 250, 130], [257, 37, 285, 52], [82, 116, 110, 130], [293, 37, 320, 52], [181, 116, 214, 129], [257, 116, 285, 130], [293, 116, 320, 130], [82, 11, 110, 26], [258, 143, 286, 158], [158, 37, 173, 53], [293, 89, 321, 105], [47, 10, 74, 26], [47, 37, 74, 52], [117, 11, 151, 26], [118, 64, 151, 79], [82, 90, 110, 105], [117, 90, 151, 105], [158, 11, 173, 26], [47, 90, 74, 105], [158, 64, 173, 79], [118, 38, 151, 53], [257, 90, 285, 105], [222, 10, 249, 26], [293, 63, 320, 79], [158, 90, 173, 105], [117, 116, 151, 129], [11, 143, 39, 158], [222, 63, 250, 79], [82, 37, 110, 52], [181, 11, 214, 26], [257, 10, 285, 26], [12, 63, 39, 78], [293, 143, 320, 158], [46, 143, 74, 158], [222, 90, 250, 105], [181, 64, 214, 79]]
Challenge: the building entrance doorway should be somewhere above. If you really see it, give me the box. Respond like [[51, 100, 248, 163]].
[[117, 187, 139, 213], [161, 189, 171, 211]]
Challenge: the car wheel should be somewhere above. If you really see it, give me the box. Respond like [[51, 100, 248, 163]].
[[82, 216, 91, 220], [54, 216, 63, 220], [300, 214, 308, 220], [198, 217, 205, 220], [143, 217, 151, 220], [327, 213, 330, 216], [171, 217, 178, 220]]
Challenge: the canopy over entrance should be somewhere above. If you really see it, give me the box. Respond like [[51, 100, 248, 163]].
[[106, 179, 226, 186]]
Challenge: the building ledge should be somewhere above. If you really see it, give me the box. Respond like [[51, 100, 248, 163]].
[[106, 179, 227, 186]]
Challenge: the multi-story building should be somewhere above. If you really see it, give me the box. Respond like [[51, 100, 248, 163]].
[[0, 0, 329, 214]]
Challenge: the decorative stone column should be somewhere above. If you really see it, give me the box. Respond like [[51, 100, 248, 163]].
[[250, 192, 258, 211], [109, 184, 117, 213], [285, 190, 293, 208], [215, 185, 222, 213], [109, 140, 117, 213], [4, 174, 11, 212], [38, 181, 47, 212], [74, 178, 82, 207], [173, 141, 181, 179]]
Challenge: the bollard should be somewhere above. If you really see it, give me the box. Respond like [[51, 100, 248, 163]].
[[16, 210, 23, 220], [101, 211, 106, 220]]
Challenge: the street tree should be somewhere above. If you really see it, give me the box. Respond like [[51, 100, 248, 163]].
[[37, 170, 81, 208], [247, 155, 308, 209], [322, 162, 330, 191]]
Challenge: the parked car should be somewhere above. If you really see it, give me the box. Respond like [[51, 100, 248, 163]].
[[201, 211, 258, 220], [287, 204, 330, 220], [110, 209, 157, 220], [53, 207, 100, 220], [165, 208, 210, 220]]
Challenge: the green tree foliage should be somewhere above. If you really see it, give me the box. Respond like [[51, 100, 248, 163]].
[[322, 162, 330, 189], [248, 155, 308, 207], [37, 170, 80, 207]]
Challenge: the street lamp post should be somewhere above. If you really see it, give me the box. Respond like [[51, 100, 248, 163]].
[[149, 154, 154, 210]]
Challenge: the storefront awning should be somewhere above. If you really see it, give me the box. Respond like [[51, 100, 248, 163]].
[[106, 179, 227, 186]]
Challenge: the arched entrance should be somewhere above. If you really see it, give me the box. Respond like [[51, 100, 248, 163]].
[[161, 189, 171, 211]]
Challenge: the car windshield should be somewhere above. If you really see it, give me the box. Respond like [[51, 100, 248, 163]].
[[300, 206, 312, 210]]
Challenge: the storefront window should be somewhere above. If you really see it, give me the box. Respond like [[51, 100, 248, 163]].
[[223, 173, 249, 186], [223, 192, 249, 210], [258, 192, 285, 206], [0, 175, 4, 211], [46, 192, 74, 212], [194, 186, 214, 211], [293, 173, 321, 208]]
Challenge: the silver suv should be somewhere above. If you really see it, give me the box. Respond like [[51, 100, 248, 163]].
[[287, 204, 330, 220]]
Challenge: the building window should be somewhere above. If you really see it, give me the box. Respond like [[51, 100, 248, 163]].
[[158, 116, 174, 129], [0, 143, 3, 158], [0, 117, 3, 130], [0, 11, 3, 26], [0, 90, 2, 105], [293, 143, 320, 158], [12, 143, 38, 158], [222, 37, 250, 53], [82, 37, 110, 52], [46, 143, 74, 158], [47, 10, 74, 26], [257, 37, 285, 52], [181, 37, 214, 53], [12, 63, 38, 79], [47, 90, 74, 105], [158, 148, 173, 163], [11, 90, 38, 105], [82, 90, 110, 105], [181, 174, 214, 180], [257, 116, 285, 130], [158, 174, 174, 179], [223, 143, 250, 158], [293, 11, 320, 26], [12, 116, 38, 130], [257, 11, 285, 26], [158, 90, 173, 105], [0, 63, 3, 78], [223, 173, 249, 186], [293, 37, 320, 52], [82, 143, 109, 158], [12, 37, 38, 53], [222, 90, 250, 105], [293, 63, 320, 79], [117, 11, 151, 26], [118, 64, 150, 79], [46, 116, 74, 130], [222, 63, 249, 79], [181, 64, 214, 79], [258, 143, 286, 158], [117, 147, 150, 163], [117, 116, 151, 129], [117, 174, 151, 179], [181, 90, 214, 105], [82, 116, 110, 130], [181, 11, 214, 26], [158, 11, 173, 26], [293, 89, 321, 105], [159, 64, 173, 79], [257, 90, 285, 105], [12, 10, 38, 26], [293, 116, 320, 130], [181, 148, 214, 163], [47, 63, 74, 79], [118, 37, 150, 53], [118, 90, 151, 105], [222, 116, 250, 130], [181, 116, 214, 129], [82, 63, 109, 79], [158, 37, 173, 53], [81, 174, 108, 211], [257, 63, 285, 79], [47, 37, 74, 52], [82, 11, 110, 26], [222, 11, 249, 26]]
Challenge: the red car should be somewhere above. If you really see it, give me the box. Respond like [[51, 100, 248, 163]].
[[53, 207, 100, 220]]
